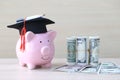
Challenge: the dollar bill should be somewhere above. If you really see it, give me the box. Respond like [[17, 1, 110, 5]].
[[89, 36, 100, 66], [81, 66, 97, 73], [76, 36, 87, 65], [81, 63, 101, 73], [55, 62, 120, 74], [81, 62, 120, 74], [55, 64, 89, 72], [66, 37, 76, 65], [97, 62, 120, 74]]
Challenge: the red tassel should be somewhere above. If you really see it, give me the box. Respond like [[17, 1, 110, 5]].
[[20, 19, 26, 52]]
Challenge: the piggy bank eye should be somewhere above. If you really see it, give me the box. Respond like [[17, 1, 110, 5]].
[[48, 40, 49, 42], [40, 41, 42, 43]]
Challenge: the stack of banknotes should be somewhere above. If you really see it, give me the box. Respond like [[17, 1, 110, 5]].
[[56, 36, 120, 74], [55, 62, 120, 74], [66, 36, 100, 66]]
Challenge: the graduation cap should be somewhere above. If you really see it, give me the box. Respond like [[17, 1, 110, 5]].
[[7, 15, 55, 51], [7, 15, 55, 34]]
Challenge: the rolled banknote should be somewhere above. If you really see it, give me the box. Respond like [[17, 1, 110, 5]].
[[89, 36, 100, 66], [66, 36, 76, 65], [76, 36, 88, 65]]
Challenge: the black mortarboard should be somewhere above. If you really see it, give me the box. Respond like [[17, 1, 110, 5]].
[[7, 15, 55, 34]]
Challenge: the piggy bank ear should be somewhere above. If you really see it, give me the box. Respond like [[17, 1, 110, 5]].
[[25, 31, 35, 42], [47, 30, 57, 40]]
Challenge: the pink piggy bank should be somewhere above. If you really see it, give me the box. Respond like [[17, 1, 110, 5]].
[[16, 30, 56, 69]]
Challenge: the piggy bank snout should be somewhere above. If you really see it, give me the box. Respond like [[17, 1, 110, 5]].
[[41, 46, 50, 56]]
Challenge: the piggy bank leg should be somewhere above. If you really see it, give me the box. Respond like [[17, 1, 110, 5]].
[[27, 63, 36, 69], [41, 63, 52, 68], [19, 62, 26, 67]]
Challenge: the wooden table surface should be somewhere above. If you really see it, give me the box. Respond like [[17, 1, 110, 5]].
[[0, 58, 120, 80]]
